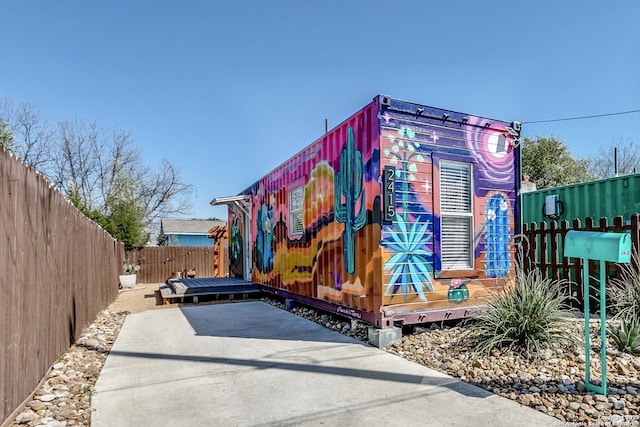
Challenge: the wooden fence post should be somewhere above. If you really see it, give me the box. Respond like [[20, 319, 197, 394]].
[[529, 222, 539, 274], [559, 219, 571, 298], [512, 214, 638, 312], [540, 221, 548, 279], [550, 220, 560, 282], [572, 218, 583, 309], [521, 223, 531, 273], [632, 213, 640, 273]]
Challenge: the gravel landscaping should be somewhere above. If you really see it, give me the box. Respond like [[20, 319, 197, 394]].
[[9, 310, 128, 427], [7, 293, 640, 426]]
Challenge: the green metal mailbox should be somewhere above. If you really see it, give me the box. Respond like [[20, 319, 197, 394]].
[[564, 230, 631, 263], [563, 230, 632, 396]]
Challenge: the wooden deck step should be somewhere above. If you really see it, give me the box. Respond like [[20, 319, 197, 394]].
[[161, 277, 260, 303]]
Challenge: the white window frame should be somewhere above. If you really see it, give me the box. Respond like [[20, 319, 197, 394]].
[[439, 160, 474, 270], [289, 186, 304, 235]]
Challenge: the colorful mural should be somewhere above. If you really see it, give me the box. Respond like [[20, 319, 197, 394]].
[[383, 214, 434, 301], [255, 191, 275, 274], [229, 214, 243, 278], [380, 126, 435, 302], [383, 126, 427, 218], [379, 100, 518, 309], [224, 95, 519, 327], [232, 108, 380, 313], [447, 278, 469, 304], [485, 193, 511, 278], [334, 127, 367, 275]]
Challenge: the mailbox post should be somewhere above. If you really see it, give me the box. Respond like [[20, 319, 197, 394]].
[[564, 230, 631, 396]]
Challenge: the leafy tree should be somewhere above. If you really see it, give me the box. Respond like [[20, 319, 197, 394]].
[[67, 185, 106, 225], [0, 121, 14, 151], [69, 181, 148, 251], [521, 136, 594, 189], [102, 195, 149, 251], [589, 138, 640, 179]]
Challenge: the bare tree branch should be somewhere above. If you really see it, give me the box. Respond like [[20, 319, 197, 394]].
[[0, 99, 53, 170], [589, 138, 640, 179], [1, 97, 194, 246], [138, 159, 194, 227]]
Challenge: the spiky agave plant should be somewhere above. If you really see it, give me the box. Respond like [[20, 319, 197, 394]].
[[610, 252, 640, 323], [462, 267, 579, 358], [609, 319, 640, 356]]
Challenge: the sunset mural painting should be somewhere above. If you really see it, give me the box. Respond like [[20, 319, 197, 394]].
[[218, 95, 521, 328]]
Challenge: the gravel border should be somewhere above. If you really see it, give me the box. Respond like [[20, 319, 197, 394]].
[[7, 298, 640, 426]]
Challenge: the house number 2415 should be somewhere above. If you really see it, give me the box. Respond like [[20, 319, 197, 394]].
[[383, 166, 396, 222]]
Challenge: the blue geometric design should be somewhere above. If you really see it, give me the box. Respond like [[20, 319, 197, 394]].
[[383, 214, 434, 301], [485, 194, 510, 278]]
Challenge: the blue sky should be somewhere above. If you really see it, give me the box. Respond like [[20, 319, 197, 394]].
[[2, 1, 639, 220]]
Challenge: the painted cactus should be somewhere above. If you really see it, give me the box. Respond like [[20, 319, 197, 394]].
[[334, 126, 367, 274], [230, 216, 244, 277], [447, 278, 469, 304], [383, 126, 426, 221], [255, 197, 274, 274], [485, 194, 510, 278]]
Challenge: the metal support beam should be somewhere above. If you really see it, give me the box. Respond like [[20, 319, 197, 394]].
[[583, 260, 608, 396]]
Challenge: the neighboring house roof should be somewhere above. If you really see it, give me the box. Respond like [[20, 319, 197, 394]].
[[161, 219, 226, 236]]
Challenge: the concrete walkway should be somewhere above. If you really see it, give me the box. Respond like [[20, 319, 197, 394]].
[[92, 301, 557, 426]]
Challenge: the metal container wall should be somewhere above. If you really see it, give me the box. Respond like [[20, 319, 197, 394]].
[[223, 95, 520, 327], [522, 174, 640, 226], [227, 99, 383, 325], [378, 97, 520, 325]]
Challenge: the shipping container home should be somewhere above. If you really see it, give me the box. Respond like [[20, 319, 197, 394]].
[[212, 95, 522, 328], [522, 173, 640, 227]]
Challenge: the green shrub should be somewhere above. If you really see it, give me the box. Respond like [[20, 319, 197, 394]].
[[462, 267, 579, 358], [609, 254, 640, 323], [609, 319, 640, 356]]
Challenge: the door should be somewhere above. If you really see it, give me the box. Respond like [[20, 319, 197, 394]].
[[209, 195, 253, 281]]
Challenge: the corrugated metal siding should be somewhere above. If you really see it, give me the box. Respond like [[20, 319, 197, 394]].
[[522, 174, 640, 226], [230, 100, 383, 314], [223, 95, 519, 326], [379, 97, 519, 312]]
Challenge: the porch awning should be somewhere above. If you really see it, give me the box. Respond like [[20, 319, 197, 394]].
[[210, 195, 251, 216]]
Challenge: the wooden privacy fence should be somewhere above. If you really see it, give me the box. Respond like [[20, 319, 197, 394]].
[[522, 214, 640, 311], [128, 244, 228, 283], [0, 149, 124, 425]]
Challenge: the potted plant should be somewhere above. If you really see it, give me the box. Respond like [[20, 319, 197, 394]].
[[447, 278, 469, 304], [120, 262, 140, 289]]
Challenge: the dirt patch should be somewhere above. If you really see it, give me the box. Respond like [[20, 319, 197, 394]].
[[107, 283, 261, 313], [107, 283, 171, 313]]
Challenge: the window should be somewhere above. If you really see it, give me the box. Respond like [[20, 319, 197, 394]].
[[439, 161, 473, 270], [289, 186, 304, 235]]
